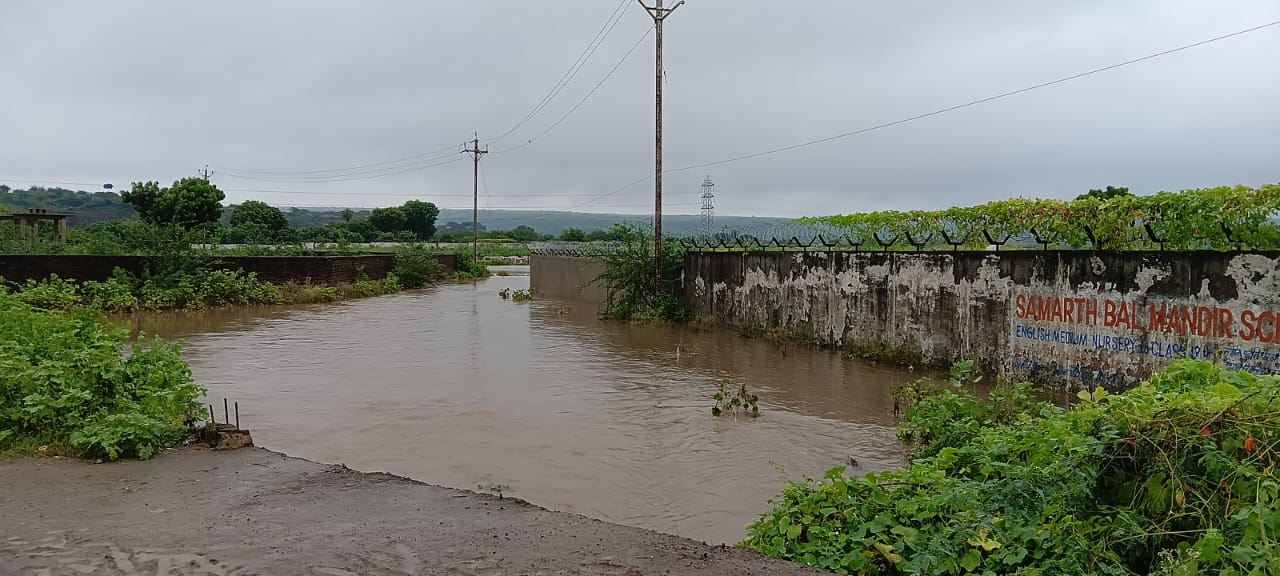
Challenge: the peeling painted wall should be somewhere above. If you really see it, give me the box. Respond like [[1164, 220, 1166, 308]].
[[685, 251, 1280, 387]]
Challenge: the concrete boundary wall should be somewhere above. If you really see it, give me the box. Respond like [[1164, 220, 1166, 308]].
[[685, 251, 1280, 387], [529, 255, 607, 309]]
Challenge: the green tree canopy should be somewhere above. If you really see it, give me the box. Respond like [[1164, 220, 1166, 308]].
[[507, 225, 541, 242], [368, 206, 407, 233], [122, 178, 225, 229], [400, 200, 439, 240], [229, 200, 288, 232], [1077, 185, 1132, 201], [559, 227, 587, 242]]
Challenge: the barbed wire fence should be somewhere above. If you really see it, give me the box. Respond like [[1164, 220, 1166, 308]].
[[527, 219, 1263, 257]]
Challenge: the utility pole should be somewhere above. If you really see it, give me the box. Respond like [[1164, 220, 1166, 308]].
[[640, 0, 683, 293], [199, 165, 213, 181], [463, 135, 488, 263]]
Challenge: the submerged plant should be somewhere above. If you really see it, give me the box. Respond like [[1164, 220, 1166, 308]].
[[477, 483, 510, 498], [712, 379, 759, 418]]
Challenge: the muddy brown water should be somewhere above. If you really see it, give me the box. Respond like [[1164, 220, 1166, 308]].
[[125, 266, 917, 545]]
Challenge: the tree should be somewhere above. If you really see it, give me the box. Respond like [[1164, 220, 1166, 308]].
[[508, 225, 541, 242], [368, 207, 407, 233], [122, 178, 225, 229], [1077, 186, 1132, 201], [340, 208, 355, 222], [400, 200, 439, 240], [229, 200, 288, 232], [559, 227, 587, 242]]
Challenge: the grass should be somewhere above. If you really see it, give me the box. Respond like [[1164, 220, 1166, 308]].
[[0, 437, 75, 459]]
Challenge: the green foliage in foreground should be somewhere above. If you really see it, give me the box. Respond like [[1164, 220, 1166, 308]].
[[5, 267, 410, 312], [746, 360, 1279, 575], [0, 292, 206, 460], [595, 223, 686, 322]]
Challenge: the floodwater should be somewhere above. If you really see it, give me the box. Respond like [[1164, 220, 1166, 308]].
[[127, 266, 917, 545]]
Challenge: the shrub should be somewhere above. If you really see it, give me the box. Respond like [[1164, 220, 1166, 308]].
[[595, 223, 686, 322], [11, 274, 81, 310], [392, 246, 445, 288], [80, 269, 141, 312], [745, 360, 1279, 575], [0, 295, 205, 460], [451, 250, 490, 280]]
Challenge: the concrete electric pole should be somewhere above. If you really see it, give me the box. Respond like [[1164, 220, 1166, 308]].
[[639, 0, 683, 293], [464, 136, 488, 262]]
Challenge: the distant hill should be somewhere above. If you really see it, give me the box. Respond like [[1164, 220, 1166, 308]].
[[278, 207, 783, 236], [0, 184, 784, 235], [432, 209, 784, 236], [0, 185, 136, 226]]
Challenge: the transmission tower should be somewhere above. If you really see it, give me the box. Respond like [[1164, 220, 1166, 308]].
[[700, 175, 715, 232]]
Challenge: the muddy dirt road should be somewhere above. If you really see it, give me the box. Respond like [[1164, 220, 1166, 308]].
[[0, 448, 823, 576]]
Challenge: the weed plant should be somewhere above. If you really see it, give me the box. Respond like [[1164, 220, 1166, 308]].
[[745, 360, 1279, 575]]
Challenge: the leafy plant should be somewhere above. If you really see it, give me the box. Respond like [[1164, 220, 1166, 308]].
[[745, 360, 1279, 575], [802, 184, 1280, 251], [713, 379, 759, 418], [391, 245, 445, 289], [594, 222, 687, 322], [0, 294, 206, 460], [477, 483, 511, 498]]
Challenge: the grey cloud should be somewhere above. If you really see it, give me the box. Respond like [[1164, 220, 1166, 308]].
[[1, 0, 1277, 218]]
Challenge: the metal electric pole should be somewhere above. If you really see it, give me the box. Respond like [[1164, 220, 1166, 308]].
[[640, 0, 682, 293], [464, 135, 488, 262]]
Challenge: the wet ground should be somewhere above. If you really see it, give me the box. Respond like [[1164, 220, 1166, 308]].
[[122, 268, 916, 545], [0, 447, 825, 576]]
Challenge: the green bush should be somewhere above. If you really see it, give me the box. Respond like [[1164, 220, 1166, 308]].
[[595, 223, 686, 322], [745, 360, 1279, 575], [0, 294, 205, 460], [11, 274, 81, 310], [80, 270, 141, 312], [392, 246, 446, 288], [450, 250, 490, 280]]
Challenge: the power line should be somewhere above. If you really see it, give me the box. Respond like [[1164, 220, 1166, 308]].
[[0, 178, 107, 188], [218, 154, 467, 183], [223, 188, 605, 197], [666, 19, 1280, 174], [211, 142, 462, 177], [492, 25, 655, 154], [579, 19, 1280, 208], [490, 0, 633, 146]]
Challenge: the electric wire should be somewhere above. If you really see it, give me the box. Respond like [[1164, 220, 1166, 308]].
[[576, 19, 1280, 208], [489, 0, 633, 146], [492, 25, 655, 154], [211, 142, 463, 177]]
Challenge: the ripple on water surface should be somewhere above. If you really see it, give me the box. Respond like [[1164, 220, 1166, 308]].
[[127, 273, 916, 545]]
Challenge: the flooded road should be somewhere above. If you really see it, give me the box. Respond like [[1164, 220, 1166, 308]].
[[128, 268, 916, 545]]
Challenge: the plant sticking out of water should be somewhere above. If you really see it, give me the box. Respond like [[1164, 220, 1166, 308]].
[[712, 379, 760, 418], [477, 483, 510, 498], [556, 304, 571, 315], [498, 287, 534, 302]]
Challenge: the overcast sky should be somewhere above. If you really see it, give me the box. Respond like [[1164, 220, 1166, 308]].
[[2, 1, 1278, 218]]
